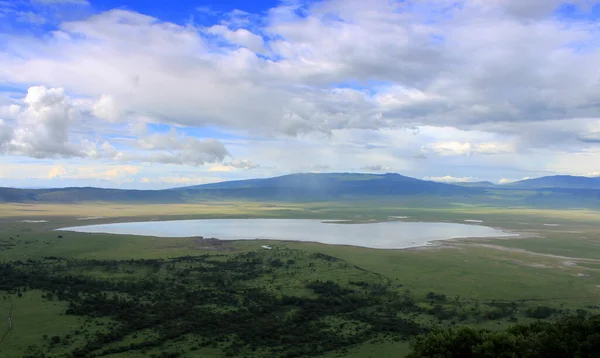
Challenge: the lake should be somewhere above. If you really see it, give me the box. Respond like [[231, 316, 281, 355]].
[[58, 219, 515, 249]]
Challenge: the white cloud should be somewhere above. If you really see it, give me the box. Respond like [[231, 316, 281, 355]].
[[228, 159, 259, 170], [207, 160, 258, 172], [499, 177, 531, 184], [2, 2, 598, 141], [149, 176, 220, 185], [424, 142, 472, 156], [91, 165, 139, 181], [0, 119, 12, 153], [0, 162, 140, 183], [134, 129, 229, 165], [9, 86, 81, 158], [207, 164, 237, 173], [0, 104, 21, 119], [45, 164, 140, 181], [1, 1, 600, 187], [424, 176, 478, 183], [47, 164, 68, 179], [361, 164, 391, 172], [92, 94, 121, 122], [423, 141, 516, 156], [206, 25, 265, 53], [476, 142, 515, 154], [0, 87, 230, 166]]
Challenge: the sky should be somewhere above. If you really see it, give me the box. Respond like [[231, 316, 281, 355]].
[[1, 0, 600, 189]]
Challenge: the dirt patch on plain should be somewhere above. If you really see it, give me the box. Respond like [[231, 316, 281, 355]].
[[469, 243, 600, 263], [507, 259, 552, 269], [193, 238, 238, 252]]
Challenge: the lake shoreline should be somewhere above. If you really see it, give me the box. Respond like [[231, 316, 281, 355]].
[[57, 218, 517, 250]]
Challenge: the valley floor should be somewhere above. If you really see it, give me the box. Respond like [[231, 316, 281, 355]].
[[1, 202, 600, 357]]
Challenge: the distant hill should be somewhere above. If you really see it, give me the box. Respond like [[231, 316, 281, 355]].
[[0, 173, 478, 204], [505, 175, 600, 189], [0, 187, 184, 204], [1, 173, 599, 208], [177, 173, 479, 198]]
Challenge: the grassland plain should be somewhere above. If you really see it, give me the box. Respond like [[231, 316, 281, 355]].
[[1, 202, 600, 357]]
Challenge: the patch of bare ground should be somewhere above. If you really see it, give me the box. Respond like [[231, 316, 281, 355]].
[[562, 261, 578, 267], [506, 259, 552, 269], [466, 243, 600, 264], [405, 230, 535, 252], [573, 273, 592, 277], [403, 243, 463, 252], [193, 238, 237, 252]]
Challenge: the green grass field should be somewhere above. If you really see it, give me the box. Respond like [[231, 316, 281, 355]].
[[1, 202, 600, 357]]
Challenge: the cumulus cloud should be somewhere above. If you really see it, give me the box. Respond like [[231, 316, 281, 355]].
[[206, 159, 259, 172], [228, 159, 259, 170], [141, 176, 221, 185], [482, 0, 594, 20], [0, 119, 12, 152], [499, 177, 531, 184], [0, 105, 21, 119], [1, 0, 600, 186], [423, 141, 516, 156], [134, 130, 229, 165], [92, 94, 121, 122], [361, 164, 391, 172], [424, 142, 472, 156], [206, 165, 237, 173], [47, 164, 68, 179], [0, 162, 139, 183], [424, 176, 478, 183], [0, 87, 230, 166], [45, 164, 140, 181], [9, 86, 81, 158], [1, 1, 598, 142], [206, 25, 265, 53]]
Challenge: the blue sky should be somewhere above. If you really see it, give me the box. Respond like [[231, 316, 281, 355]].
[[1, 0, 600, 189]]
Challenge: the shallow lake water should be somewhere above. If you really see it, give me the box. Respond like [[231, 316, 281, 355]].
[[58, 219, 515, 249]]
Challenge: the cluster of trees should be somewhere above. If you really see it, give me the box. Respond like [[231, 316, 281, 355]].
[[408, 315, 600, 358], [0, 237, 16, 250], [1, 251, 427, 357], [0, 250, 575, 357]]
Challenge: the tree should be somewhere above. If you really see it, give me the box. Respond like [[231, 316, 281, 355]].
[[408, 315, 600, 358]]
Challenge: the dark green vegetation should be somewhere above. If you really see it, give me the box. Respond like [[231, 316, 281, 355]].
[[0, 249, 585, 358], [2, 172, 600, 208], [408, 315, 600, 358]]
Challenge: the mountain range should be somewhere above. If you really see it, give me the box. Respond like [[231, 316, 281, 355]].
[[502, 175, 600, 190], [1, 173, 599, 208]]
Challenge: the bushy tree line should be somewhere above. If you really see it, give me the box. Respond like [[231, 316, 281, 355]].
[[0, 250, 579, 358], [408, 315, 600, 358], [0, 251, 427, 357]]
